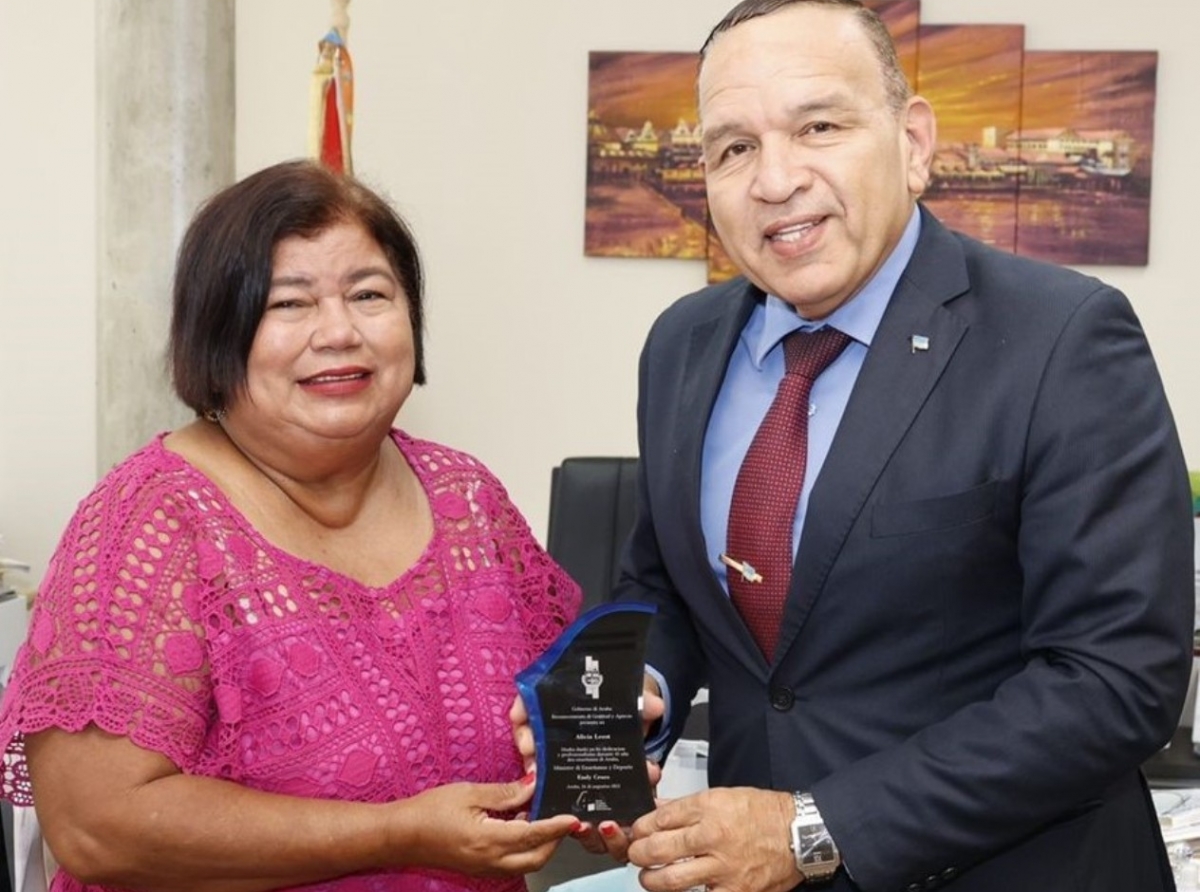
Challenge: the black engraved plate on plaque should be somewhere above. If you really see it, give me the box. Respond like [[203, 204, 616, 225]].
[[515, 602, 657, 824]]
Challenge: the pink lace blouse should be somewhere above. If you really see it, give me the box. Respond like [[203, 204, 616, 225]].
[[0, 430, 581, 892]]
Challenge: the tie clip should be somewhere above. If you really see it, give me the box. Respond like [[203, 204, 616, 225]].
[[720, 553, 763, 584]]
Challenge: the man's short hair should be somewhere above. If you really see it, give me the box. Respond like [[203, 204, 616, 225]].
[[700, 0, 911, 114]]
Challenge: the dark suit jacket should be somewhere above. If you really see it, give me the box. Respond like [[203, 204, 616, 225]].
[[616, 208, 1195, 892]]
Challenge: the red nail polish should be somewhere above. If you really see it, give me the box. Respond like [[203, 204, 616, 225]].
[[600, 823, 617, 838], [569, 819, 583, 834], [521, 771, 536, 785]]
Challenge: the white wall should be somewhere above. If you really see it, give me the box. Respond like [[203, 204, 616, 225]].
[[0, 1, 97, 586], [1, 0, 1197, 596]]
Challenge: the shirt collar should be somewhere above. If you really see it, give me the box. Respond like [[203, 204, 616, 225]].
[[747, 206, 922, 369]]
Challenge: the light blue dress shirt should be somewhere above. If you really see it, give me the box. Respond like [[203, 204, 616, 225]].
[[700, 208, 922, 590], [646, 208, 922, 758]]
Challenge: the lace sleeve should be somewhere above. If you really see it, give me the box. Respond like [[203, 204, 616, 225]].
[[0, 459, 214, 805], [475, 470, 582, 654]]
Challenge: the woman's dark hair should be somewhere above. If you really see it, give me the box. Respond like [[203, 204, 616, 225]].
[[170, 159, 425, 417]]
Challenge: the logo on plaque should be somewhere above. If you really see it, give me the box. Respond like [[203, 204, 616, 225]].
[[582, 656, 604, 699]]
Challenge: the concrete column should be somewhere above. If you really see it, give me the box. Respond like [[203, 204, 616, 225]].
[[97, 0, 235, 473]]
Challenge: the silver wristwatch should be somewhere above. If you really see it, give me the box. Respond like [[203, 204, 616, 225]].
[[789, 792, 841, 884]]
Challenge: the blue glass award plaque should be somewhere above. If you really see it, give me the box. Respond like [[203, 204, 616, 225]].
[[515, 602, 657, 824]]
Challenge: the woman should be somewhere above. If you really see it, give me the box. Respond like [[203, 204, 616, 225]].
[[0, 160, 582, 892]]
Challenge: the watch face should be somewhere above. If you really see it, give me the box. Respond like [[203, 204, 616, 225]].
[[803, 833, 837, 867], [793, 818, 839, 881]]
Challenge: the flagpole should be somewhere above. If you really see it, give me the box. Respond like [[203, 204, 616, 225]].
[[309, 0, 354, 173]]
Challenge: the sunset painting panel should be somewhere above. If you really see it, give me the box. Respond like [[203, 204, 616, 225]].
[[585, 51, 706, 259], [865, 0, 920, 89], [918, 24, 1025, 252], [1014, 51, 1157, 266], [587, 11, 1157, 275]]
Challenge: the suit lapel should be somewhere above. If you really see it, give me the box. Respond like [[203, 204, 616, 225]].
[[675, 281, 765, 669], [774, 212, 972, 662]]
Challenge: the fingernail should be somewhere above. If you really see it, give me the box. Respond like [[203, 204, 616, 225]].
[[521, 771, 536, 785], [569, 819, 583, 834], [600, 822, 617, 838]]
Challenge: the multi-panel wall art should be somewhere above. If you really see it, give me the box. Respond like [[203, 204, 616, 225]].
[[584, 1, 1157, 279]]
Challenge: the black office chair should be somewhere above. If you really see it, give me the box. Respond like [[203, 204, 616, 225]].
[[546, 456, 709, 744], [537, 457, 646, 891], [532, 457, 709, 892], [546, 457, 639, 610]]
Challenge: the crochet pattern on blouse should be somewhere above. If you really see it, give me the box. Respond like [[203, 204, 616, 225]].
[[0, 430, 581, 892]]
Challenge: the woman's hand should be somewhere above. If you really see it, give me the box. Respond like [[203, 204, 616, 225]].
[[509, 693, 538, 773], [392, 775, 580, 876]]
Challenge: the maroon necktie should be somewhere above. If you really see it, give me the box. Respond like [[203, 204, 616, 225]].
[[726, 327, 852, 658]]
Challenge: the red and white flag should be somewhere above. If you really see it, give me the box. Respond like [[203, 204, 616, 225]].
[[308, 1, 354, 173]]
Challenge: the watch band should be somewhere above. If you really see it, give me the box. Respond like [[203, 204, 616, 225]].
[[789, 792, 841, 884]]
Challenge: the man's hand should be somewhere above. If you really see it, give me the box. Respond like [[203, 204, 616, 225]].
[[640, 674, 665, 738], [627, 787, 801, 892]]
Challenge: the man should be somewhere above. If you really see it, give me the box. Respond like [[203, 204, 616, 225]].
[[613, 1, 1195, 890]]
